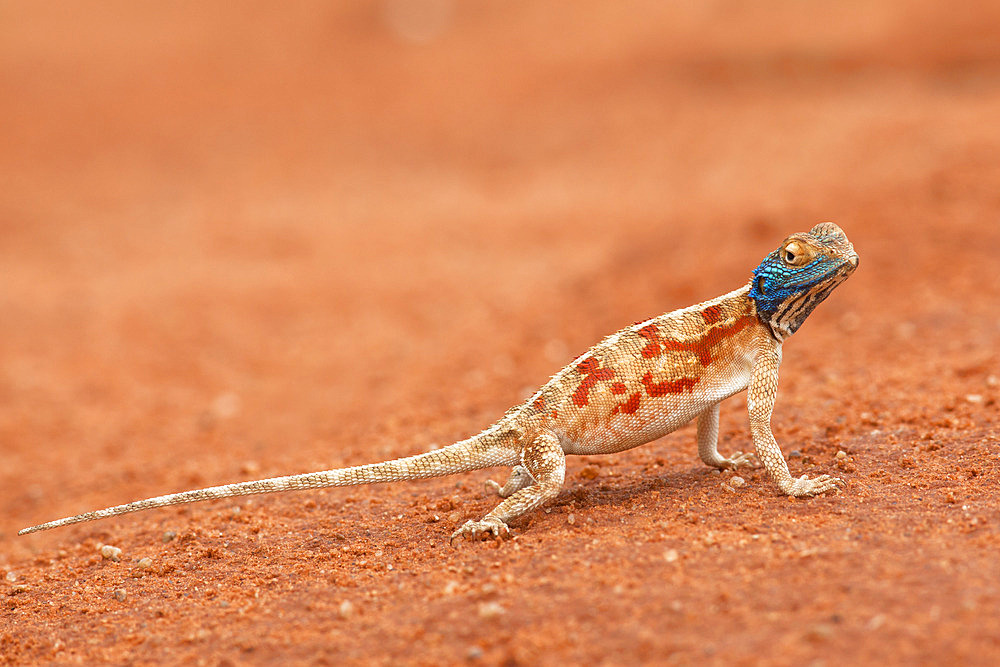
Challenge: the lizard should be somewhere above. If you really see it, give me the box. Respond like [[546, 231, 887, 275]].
[[19, 222, 859, 542]]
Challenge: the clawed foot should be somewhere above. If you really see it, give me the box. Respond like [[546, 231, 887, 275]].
[[450, 517, 511, 544], [781, 473, 845, 497], [723, 451, 759, 470]]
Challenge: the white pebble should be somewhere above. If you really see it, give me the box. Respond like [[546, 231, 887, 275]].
[[99, 545, 122, 562], [566, 513, 576, 525], [477, 601, 505, 619], [338, 600, 355, 618], [835, 451, 848, 460], [729, 476, 746, 488], [113, 588, 127, 602], [664, 549, 679, 563], [138, 558, 153, 570], [966, 394, 984, 404], [4, 571, 16, 583]]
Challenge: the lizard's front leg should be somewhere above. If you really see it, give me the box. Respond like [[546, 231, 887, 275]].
[[696, 403, 757, 470], [452, 431, 565, 542], [748, 347, 844, 497]]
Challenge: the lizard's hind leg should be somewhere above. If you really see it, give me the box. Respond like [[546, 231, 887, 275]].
[[485, 465, 535, 498], [452, 432, 565, 542]]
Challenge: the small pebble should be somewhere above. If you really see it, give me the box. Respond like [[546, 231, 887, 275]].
[[113, 588, 127, 602], [162, 530, 177, 543], [477, 601, 505, 619], [965, 394, 984, 404], [443, 581, 460, 595], [100, 545, 122, 562], [338, 600, 355, 618], [9, 584, 28, 595], [835, 451, 848, 460], [729, 476, 746, 488], [806, 623, 835, 642], [466, 646, 484, 660], [664, 549, 679, 563], [138, 557, 153, 570], [566, 513, 576, 525], [788, 450, 801, 458], [5, 571, 16, 583]]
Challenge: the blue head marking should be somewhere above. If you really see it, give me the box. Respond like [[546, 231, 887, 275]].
[[749, 223, 859, 338], [749, 255, 828, 316]]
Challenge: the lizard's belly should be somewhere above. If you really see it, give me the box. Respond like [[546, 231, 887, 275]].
[[557, 356, 753, 456]]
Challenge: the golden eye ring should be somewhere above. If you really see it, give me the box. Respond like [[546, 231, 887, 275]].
[[782, 241, 803, 266]]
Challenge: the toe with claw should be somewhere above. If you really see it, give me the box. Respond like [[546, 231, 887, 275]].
[[450, 517, 511, 544], [781, 473, 845, 497], [724, 451, 759, 470]]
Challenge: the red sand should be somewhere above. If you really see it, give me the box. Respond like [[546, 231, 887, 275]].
[[2, 3, 999, 664]]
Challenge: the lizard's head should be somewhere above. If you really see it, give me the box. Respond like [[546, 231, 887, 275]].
[[749, 222, 858, 340]]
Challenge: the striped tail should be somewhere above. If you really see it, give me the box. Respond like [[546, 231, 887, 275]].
[[19, 434, 517, 535]]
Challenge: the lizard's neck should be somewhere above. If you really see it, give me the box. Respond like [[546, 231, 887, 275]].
[[727, 283, 791, 343]]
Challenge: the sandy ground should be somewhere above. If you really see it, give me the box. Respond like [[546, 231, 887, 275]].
[[2, 2, 1000, 665]]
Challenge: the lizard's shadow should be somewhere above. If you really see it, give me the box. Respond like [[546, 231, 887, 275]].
[[506, 466, 728, 529]]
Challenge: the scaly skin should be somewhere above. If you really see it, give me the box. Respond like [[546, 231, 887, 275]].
[[19, 223, 859, 542]]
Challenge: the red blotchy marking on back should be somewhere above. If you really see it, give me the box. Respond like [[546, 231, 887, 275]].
[[637, 325, 665, 358], [696, 315, 754, 363], [641, 372, 700, 396], [531, 395, 546, 412], [701, 305, 724, 324], [659, 338, 712, 367], [641, 315, 756, 368], [611, 382, 627, 394], [611, 392, 641, 416], [572, 357, 616, 407]]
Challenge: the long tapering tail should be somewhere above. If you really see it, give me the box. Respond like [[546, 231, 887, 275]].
[[19, 432, 518, 535]]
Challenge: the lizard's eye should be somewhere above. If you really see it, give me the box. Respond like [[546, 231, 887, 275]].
[[782, 241, 804, 266]]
